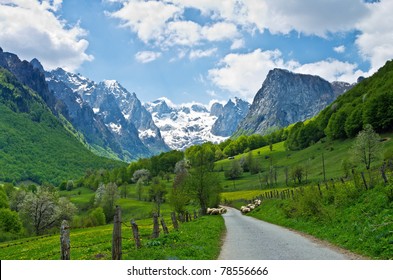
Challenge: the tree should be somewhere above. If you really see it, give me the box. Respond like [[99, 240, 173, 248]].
[[0, 208, 22, 234], [94, 183, 120, 223], [57, 197, 77, 223], [224, 160, 243, 180], [352, 124, 382, 171], [136, 179, 144, 201], [291, 166, 304, 184], [102, 183, 119, 222], [170, 160, 190, 215], [185, 145, 221, 214], [0, 187, 9, 209], [132, 169, 151, 185], [19, 187, 60, 235], [149, 177, 167, 216]]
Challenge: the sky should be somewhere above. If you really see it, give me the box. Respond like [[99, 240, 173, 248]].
[[0, 0, 392, 105]]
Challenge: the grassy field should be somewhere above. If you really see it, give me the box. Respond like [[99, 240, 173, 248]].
[[215, 133, 393, 192], [0, 213, 224, 260]]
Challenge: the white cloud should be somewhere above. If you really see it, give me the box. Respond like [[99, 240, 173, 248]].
[[333, 45, 345, 53], [293, 59, 366, 83], [165, 20, 202, 47], [109, 0, 182, 44], [252, 0, 369, 36], [208, 49, 367, 102], [189, 48, 217, 60], [208, 49, 288, 101], [135, 51, 162, 63], [201, 22, 239, 42], [0, 0, 93, 71], [108, 1, 243, 51], [231, 39, 245, 50], [355, 0, 393, 74]]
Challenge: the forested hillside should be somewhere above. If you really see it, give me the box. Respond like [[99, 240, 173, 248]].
[[286, 60, 393, 150], [0, 68, 124, 184]]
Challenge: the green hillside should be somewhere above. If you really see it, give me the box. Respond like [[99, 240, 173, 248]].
[[0, 68, 124, 184], [286, 60, 393, 150]]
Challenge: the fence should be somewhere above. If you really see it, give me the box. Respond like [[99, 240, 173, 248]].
[[245, 167, 392, 204], [59, 207, 199, 260]]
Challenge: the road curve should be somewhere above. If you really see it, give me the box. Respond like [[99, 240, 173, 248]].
[[218, 207, 350, 260]]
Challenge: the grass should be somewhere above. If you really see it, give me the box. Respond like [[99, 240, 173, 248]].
[[215, 133, 393, 192], [246, 181, 393, 259], [0, 214, 224, 260]]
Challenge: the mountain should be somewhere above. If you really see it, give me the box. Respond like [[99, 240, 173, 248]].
[[145, 98, 227, 150], [46, 68, 169, 160], [0, 62, 123, 184], [210, 98, 250, 137], [331, 81, 354, 98], [44, 69, 125, 161], [235, 68, 350, 136], [0, 48, 57, 112], [96, 80, 169, 154]]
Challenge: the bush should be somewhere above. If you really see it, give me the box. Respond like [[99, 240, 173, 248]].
[[0, 208, 22, 234]]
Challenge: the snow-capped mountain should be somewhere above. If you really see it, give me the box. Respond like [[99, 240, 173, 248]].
[[145, 98, 228, 150], [46, 68, 169, 160]]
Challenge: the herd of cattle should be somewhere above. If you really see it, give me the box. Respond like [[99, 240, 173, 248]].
[[206, 199, 262, 215]]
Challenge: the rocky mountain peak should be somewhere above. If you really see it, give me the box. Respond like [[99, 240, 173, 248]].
[[211, 98, 250, 137], [235, 69, 338, 136], [30, 58, 44, 73], [210, 102, 224, 117]]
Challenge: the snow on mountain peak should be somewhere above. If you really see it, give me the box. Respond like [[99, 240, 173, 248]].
[[103, 79, 119, 88], [144, 99, 228, 150]]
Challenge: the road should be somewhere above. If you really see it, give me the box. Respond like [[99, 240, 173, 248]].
[[218, 207, 352, 260]]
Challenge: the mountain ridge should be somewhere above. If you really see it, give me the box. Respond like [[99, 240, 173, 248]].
[[234, 68, 353, 136]]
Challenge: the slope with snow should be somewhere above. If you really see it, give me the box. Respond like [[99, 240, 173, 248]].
[[145, 98, 228, 150]]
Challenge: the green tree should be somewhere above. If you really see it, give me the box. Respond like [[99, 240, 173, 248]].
[[185, 145, 221, 214], [170, 160, 190, 215], [102, 182, 119, 222], [135, 179, 144, 201], [224, 160, 243, 180], [291, 166, 304, 184], [352, 124, 382, 171], [0, 187, 9, 209], [0, 208, 22, 234], [149, 177, 167, 216], [344, 105, 363, 137], [363, 91, 393, 132], [94, 183, 119, 222]]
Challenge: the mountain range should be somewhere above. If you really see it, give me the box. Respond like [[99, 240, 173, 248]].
[[1, 47, 354, 165]]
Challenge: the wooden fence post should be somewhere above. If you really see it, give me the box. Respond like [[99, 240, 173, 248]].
[[112, 206, 122, 260], [131, 219, 142, 249], [60, 220, 70, 260], [171, 212, 179, 230], [152, 213, 160, 238], [160, 217, 169, 234]]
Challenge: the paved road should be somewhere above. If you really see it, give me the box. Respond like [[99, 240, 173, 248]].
[[218, 207, 350, 260]]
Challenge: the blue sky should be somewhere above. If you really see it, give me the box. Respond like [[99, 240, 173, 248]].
[[0, 0, 392, 105]]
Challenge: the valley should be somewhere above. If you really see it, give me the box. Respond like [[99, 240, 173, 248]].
[[0, 47, 392, 260]]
